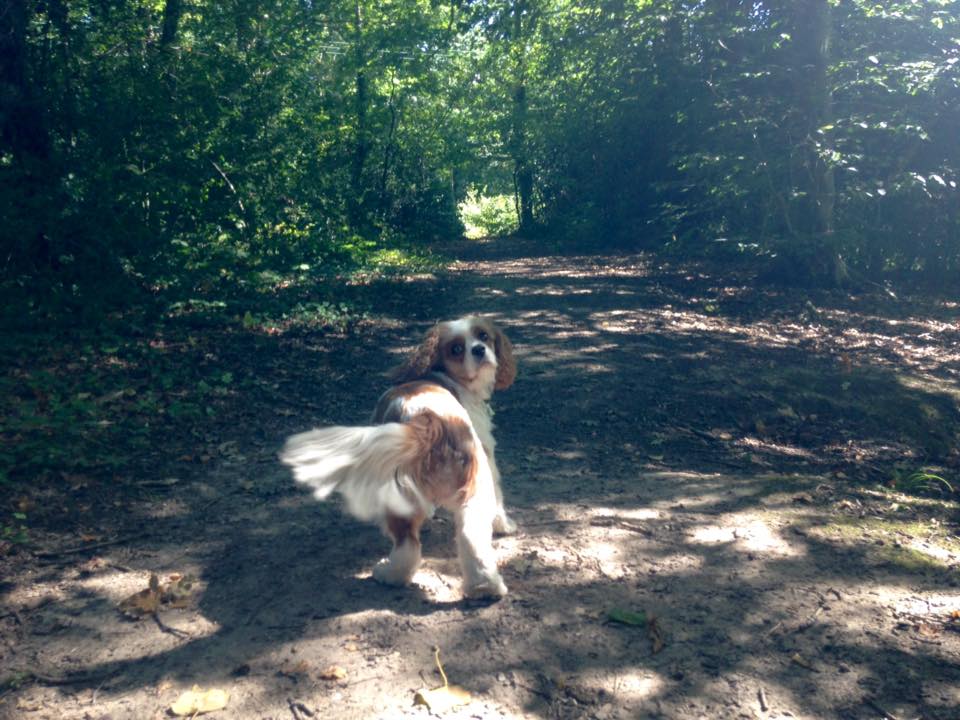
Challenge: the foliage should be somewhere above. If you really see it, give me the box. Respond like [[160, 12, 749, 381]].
[[2, 512, 29, 545], [1, 0, 958, 309], [459, 191, 520, 238], [892, 469, 955, 498]]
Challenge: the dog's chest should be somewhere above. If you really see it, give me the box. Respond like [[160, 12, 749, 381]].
[[462, 396, 496, 455]]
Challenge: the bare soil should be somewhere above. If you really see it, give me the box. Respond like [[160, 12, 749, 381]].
[[2, 240, 960, 719]]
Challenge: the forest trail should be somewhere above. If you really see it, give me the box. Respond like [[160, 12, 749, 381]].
[[2, 239, 960, 719]]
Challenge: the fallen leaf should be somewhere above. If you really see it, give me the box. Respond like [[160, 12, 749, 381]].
[[118, 574, 161, 618], [789, 653, 819, 672], [916, 622, 941, 638], [607, 608, 647, 626], [319, 665, 348, 681], [16, 697, 41, 712], [413, 647, 473, 714], [169, 686, 229, 716], [160, 575, 195, 608], [414, 684, 473, 714], [648, 617, 666, 654], [278, 659, 311, 681], [506, 551, 539, 575]]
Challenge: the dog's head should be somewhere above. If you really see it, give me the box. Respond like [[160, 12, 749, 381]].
[[393, 317, 516, 398]]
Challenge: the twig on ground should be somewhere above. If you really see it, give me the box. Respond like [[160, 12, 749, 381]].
[[590, 516, 653, 535], [0, 609, 24, 625], [757, 686, 769, 712], [287, 698, 315, 719], [343, 674, 384, 688], [520, 518, 574, 528], [36, 533, 149, 559], [242, 590, 281, 627], [764, 620, 784, 638], [91, 675, 110, 706], [865, 696, 900, 720], [26, 669, 117, 686], [152, 613, 190, 638], [516, 682, 553, 702], [792, 604, 825, 634]]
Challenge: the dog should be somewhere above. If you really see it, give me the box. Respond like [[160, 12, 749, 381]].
[[280, 317, 517, 599]]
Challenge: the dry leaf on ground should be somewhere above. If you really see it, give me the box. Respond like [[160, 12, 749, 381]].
[[648, 616, 666, 654], [789, 653, 819, 672], [160, 574, 195, 608], [169, 686, 229, 716], [118, 574, 161, 618], [319, 665, 348, 681], [414, 684, 473, 714], [118, 573, 195, 617], [413, 647, 473, 715]]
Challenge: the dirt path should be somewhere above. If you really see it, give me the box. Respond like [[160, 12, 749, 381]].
[[2, 241, 960, 719]]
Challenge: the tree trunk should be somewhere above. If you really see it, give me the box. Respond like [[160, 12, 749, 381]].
[[377, 81, 400, 216], [160, 0, 183, 49], [348, 0, 369, 229], [794, 0, 836, 236], [510, 0, 534, 232], [513, 85, 534, 231], [0, 0, 49, 168], [793, 0, 843, 283], [234, 0, 258, 50]]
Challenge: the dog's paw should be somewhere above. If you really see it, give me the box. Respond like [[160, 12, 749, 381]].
[[463, 572, 508, 600], [493, 512, 518, 536], [372, 558, 414, 586]]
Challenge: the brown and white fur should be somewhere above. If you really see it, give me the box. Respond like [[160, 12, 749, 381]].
[[280, 317, 516, 599]]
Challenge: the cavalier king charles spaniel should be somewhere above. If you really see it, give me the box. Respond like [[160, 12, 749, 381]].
[[281, 317, 517, 599]]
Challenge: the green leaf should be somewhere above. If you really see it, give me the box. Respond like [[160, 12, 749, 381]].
[[608, 608, 648, 626]]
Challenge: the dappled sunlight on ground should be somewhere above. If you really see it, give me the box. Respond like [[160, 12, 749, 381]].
[[687, 515, 804, 556], [5, 244, 960, 719]]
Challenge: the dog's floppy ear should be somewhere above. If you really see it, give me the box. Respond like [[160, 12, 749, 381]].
[[391, 324, 442, 384], [493, 324, 516, 390]]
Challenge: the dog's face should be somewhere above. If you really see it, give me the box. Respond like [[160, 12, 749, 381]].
[[435, 318, 499, 392], [393, 317, 516, 397]]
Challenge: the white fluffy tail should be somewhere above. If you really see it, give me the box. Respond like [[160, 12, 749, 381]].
[[280, 423, 428, 521]]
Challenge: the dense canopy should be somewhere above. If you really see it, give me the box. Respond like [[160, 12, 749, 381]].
[[2, 0, 959, 308]]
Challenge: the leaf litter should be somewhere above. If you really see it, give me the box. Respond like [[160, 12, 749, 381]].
[[118, 573, 196, 619]]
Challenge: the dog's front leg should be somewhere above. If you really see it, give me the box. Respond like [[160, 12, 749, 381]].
[[373, 513, 424, 586], [455, 476, 507, 599]]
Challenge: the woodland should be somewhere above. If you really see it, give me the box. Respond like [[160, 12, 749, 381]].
[[2, 1, 960, 719], [2, 0, 959, 301]]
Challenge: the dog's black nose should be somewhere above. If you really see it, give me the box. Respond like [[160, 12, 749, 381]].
[[471, 344, 486, 359]]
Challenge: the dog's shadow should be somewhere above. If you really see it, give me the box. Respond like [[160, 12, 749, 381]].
[[201, 502, 489, 624], [52, 489, 499, 695]]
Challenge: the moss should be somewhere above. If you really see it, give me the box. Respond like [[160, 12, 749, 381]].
[[811, 515, 960, 572], [877, 545, 950, 573]]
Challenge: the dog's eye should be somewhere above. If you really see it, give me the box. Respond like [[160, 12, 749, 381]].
[[477, 331, 489, 342], [450, 343, 464, 357]]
